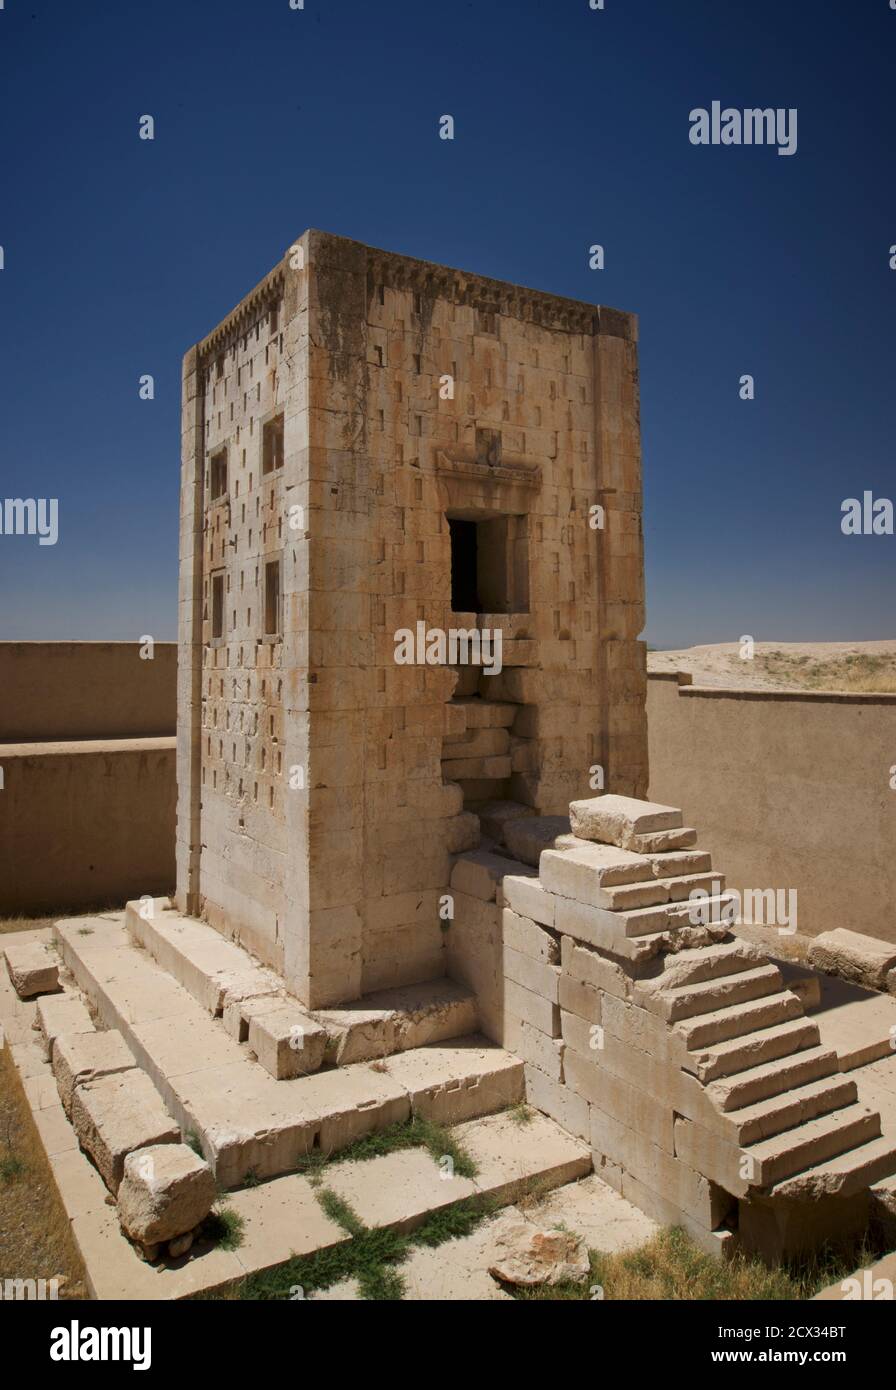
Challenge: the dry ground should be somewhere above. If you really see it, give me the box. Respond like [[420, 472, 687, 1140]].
[[648, 639, 896, 693], [0, 1044, 88, 1298]]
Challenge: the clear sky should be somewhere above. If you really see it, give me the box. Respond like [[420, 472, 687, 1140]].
[[1, 0, 893, 648]]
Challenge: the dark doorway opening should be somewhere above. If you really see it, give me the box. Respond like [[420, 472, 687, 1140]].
[[449, 518, 480, 612]]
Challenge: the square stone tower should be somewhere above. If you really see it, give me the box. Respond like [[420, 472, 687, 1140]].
[[176, 231, 647, 1009]]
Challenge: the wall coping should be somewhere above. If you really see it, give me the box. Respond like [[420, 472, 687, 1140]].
[[0, 737, 177, 757], [647, 671, 896, 706]]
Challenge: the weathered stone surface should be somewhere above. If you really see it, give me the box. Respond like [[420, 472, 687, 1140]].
[[53, 1029, 136, 1117], [70, 1070, 179, 1193], [476, 800, 538, 843], [248, 1005, 327, 1079], [488, 1219, 590, 1286], [540, 844, 653, 902], [118, 1143, 216, 1245], [3, 940, 60, 999], [809, 929, 896, 992], [502, 816, 572, 867], [36, 992, 95, 1057], [569, 795, 683, 851]]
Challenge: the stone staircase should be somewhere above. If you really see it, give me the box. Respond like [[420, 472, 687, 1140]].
[[445, 792, 896, 1260], [52, 906, 525, 1189]]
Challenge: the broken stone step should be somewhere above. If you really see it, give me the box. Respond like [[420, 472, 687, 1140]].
[[685, 1017, 821, 1084], [724, 1074, 860, 1146], [655, 940, 765, 990], [53, 1029, 137, 1117], [310, 977, 479, 1065], [676, 991, 804, 1051], [746, 1103, 881, 1189], [36, 991, 96, 1058], [707, 1045, 841, 1113], [604, 894, 738, 941], [769, 1133, 896, 1201], [383, 1039, 524, 1127], [124, 899, 281, 1016], [642, 964, 784, 1023], [69, 1069, 180, 1194]]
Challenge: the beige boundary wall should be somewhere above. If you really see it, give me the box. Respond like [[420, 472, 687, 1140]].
[[0, 642, 177, 916], [0, 642, 176, 742], [647, 673, 896, 945]]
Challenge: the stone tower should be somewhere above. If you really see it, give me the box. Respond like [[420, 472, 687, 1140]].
[[176, 231, 647, 1009]]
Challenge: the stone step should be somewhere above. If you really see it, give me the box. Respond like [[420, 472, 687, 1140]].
[[608, 893, 738, 941], [746, 1103, 881, 1188], [54, 917, 523, 1188], [642, 964, 784, 1023], [310, 978, 479, 1065], [707, 1045, 841, 1113], [769, 1134, 896, 1201], [125, 899, 478, 1068], [677, 991, 804, 1051], [655, 939, 764, 990], [686, 1017, 821, 1084], [724, 1074, 860, 1147], [125, 899, 282, 1015], [317, 1109, 592, 1235]]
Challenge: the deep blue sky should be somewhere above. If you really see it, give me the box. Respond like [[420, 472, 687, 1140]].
[[1, 0, 893, 648]]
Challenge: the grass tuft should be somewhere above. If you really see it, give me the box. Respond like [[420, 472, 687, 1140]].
[[202, 1206, 245, 1251]]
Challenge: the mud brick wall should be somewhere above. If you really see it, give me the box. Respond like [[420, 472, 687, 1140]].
[[177, 231, 648, 1008]]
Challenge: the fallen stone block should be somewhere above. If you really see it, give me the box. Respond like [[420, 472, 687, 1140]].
[[569, 795, 683, 851], [54, 1029, 136, 1117], [3, 940, 61, 999], [118, 1142, 216, 1246], [488, 1220, 590, 1287], [809, 929, 896, 992], [70, 1070, 180, 1193]]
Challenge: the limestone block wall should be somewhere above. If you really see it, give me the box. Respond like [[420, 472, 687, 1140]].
[[647, 673, 896, 943], [177, 231, 648, 1008]]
